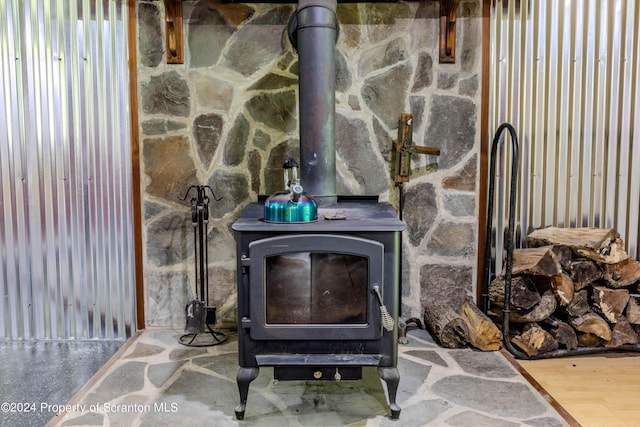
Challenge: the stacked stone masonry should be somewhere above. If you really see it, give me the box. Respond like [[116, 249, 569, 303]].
[[137, 0, 482, 328]]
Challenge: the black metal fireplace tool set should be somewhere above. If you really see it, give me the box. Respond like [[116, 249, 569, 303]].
[[482, 123, 640, 359], [178, 185, 227, 347]]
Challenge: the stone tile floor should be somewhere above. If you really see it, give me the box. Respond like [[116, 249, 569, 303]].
[[49, 328, 571, 427]]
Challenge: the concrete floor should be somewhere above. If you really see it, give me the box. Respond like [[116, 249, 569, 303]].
[[37, 328, 571, 427], [0, 340, 124, 427]]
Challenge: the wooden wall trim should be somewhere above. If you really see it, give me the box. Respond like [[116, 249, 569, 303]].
[[128, 0, 145, 330], [476, 0, 491, 306]]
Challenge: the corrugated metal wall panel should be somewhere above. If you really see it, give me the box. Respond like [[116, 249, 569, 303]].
[[0, 0, 135, 340], [489, 0, 640, 267]]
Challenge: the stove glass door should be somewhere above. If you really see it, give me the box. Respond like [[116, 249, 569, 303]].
[[247, 234, 384, 340], [265, 252, 367, 324]]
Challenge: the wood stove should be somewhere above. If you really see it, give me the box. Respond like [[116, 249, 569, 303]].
[[230, 0, 405, 419], [232, 196, 404, 419]]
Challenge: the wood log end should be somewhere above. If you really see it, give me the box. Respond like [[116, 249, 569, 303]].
[[591, 285, 630, 323], [511, 324, 558, 356], [424, 302, 470, 349], [603, 258, 640, 288], [625, 294, 640, 324], [550, 273, 574, 306], [605, 316, 639, 348], [570, 311, 612, 341], [458, 300, 502, 351]]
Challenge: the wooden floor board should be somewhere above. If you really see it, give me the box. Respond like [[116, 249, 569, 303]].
[[516, 352, 640, 427]]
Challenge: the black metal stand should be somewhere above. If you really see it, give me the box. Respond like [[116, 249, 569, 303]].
[[481, 123, 640, 359], [178, 185, 227, 347], [481, 123, 529, 359]]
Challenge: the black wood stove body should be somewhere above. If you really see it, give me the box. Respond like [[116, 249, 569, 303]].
[[232, 196, 404, 419]]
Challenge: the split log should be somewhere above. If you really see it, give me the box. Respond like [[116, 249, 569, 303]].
[[602, 258, 640, 288], [591, 285, 630, 323], [551, 245, 574, 270], [569, 258, 603, 290], [424, 302, 469, 348], [550, 273, 574, 306], [605, 315, 639, 348], [511, 323, 558, 356], [565, 289, 590, 317], [510, 246, 563, 276], [488, 275, 541, 310], [457, 299, 502, 351], [569, 311, 612, 341], [541, 317, 578, 350], [529, 275, 554, 293], [527, 226, 628, 264], [577, 332, 603, 347], [505, 289, 557, 323], [625, 294, 640, 324]]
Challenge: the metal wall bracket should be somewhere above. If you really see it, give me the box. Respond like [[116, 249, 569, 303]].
[[394, 113, 440, 185], [164, 0, 184, 64], [438, 0, 459, 63]]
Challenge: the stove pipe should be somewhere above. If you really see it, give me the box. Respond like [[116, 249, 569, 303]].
[[289, 0, 338, 206]]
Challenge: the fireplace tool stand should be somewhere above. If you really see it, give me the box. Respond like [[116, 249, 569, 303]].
[[481, 123, 640, 359], [178, 185, 227, 347]]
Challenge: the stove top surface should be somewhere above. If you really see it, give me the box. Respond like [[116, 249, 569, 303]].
[[232, 196, 405, 232]]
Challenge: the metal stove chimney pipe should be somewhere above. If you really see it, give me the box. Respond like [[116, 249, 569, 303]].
[[288, 0, 338, 206]]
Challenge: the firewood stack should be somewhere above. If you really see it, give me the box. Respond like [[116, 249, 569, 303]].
[[488, 227, 640, 356]]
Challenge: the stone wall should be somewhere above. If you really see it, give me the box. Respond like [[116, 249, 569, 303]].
[[137, 0, 482, 328]]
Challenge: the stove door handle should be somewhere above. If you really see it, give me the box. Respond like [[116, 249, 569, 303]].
[[372, 284, 384, 305], [372, 284, 395, 332]]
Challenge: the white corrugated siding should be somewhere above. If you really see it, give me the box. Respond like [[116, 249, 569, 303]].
[[0, 0, 135, 340], [488, 0, 640, 272]]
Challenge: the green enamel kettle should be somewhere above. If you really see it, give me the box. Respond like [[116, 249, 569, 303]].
[[264, 158, 317, 223]]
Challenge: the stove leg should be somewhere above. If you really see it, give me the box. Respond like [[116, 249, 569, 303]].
[[235, 367, 259, 420], [377, 366, 401, 419]]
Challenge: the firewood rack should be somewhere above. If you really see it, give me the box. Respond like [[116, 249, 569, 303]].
[[178, 185, 227, 347], [480, 123, 640, 359]]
